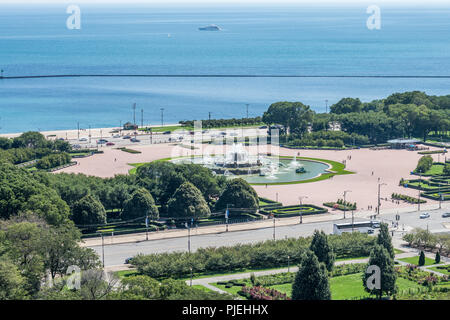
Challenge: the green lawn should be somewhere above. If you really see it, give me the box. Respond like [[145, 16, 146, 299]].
[[115, 269, 138, 279], [191, 285, 215, 293], [269, 273, 423, 300], [428, 266, 450, 276], [398, 256, 440, 266], [211, 283, 245, 297]]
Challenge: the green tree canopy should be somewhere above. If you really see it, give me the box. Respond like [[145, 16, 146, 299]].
[[71, 194, 106, 226], [330, 97, 363, 114], [292, 250, 331, 300], [122, 188, 159, 221], [377, 223, 395, 260], [215, 178, 259, 213], [167, 182, 211, 218], [362, 244, 397, 299], [309, 230, 335, 271], [0, 162, 70, 225]]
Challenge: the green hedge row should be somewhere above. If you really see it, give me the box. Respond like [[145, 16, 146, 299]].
[[131, 232, 376, 279]]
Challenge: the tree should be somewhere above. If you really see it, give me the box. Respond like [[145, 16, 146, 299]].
[[309, 230, 335, 271], [71, 195, 107, 226], [0, 162, 70, 225], [291, 250, 331, 300], [167, 182, 210, 218], [122, 188, 159, 221], [418, 251, 426, 266], [262, 101, 313, 136], [415, 155, 433, 174], [215, 178, 259, 213], [330, 97, 363, 114], [0, 256, 28, 300], [435, 251, 440, 264], [443, 164, 450, 176], [362, 245, 397, 299], [377, 223, 395, 260], [119, 275, 162, 300]]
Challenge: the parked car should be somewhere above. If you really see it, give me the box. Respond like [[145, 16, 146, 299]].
[[79, 137, 88, 142], [106, 142, 115, 146], [420, 212, 430, 219], [113, 134, 120, 138], [259, 125, 268, 129], [163, 131, 171, 135], [97, 139, 108, 144], [72, 144, 81, 149], [122, 135, 131, 139], [367, 228, 375, 234], [130, 138, 140, 142], [124, 258, 132, 264], [442, 212, 450, 218]]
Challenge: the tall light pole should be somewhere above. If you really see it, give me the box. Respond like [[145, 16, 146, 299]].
[[418, 173, 422, 212], [226, 204, 234, 232], [298, 196, 308, 224], [343, 190, 351, 219], [287, 255, 290, 273], [96, 231, 105, 268], [273, 216, 276, 240], [377, 183, 386, 215], [132, 103, 136, 127]]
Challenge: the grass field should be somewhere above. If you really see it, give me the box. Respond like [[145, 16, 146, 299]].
[[268, 273, 423, 300], [428, 266, 450, 276], [398, 256, 440, 266]]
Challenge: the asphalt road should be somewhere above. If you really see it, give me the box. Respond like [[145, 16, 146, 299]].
[[91, 217, 363, 266], [90, 208, 450, 267]]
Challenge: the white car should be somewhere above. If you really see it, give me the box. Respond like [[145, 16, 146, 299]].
[[419, 212, 430, 219], [79, 137, 88, 142]]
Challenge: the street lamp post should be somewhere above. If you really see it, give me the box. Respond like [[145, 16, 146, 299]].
[[377, 183, 386, 215], [96, 232, 105, 268], [418, 173, 422, 212], [343, 190, 351, 219], [273, 216, 276, 240], [298, 196, 308, 224], [287, 255, 290, 273], [190, 267, 193, 287], [226, 204, 233, 232], [145, 215, 149, 241]]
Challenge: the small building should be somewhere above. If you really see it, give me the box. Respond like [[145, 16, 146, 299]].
[[123, 122, 138, 130], [387, 138, 420, 150]]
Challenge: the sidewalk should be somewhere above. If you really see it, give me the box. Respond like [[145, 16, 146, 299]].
[[81, 202, 450, 248]]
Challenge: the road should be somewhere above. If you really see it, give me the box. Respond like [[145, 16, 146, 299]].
[[90, 207, 450, 267]]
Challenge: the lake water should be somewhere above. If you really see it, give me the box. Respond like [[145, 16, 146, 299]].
[[1, 4, 450, 133]]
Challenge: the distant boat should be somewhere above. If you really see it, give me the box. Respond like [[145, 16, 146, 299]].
[[198, 24, 221, 31]]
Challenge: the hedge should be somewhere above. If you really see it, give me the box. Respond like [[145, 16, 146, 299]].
[[131, 232, 376, 279]]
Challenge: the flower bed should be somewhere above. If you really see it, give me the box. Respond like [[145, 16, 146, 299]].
[[239, 286, 291, 300], [260, 204, 327, 217], [391, 193, 426, 204]]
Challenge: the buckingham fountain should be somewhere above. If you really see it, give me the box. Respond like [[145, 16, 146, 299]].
[[171, 143, 330, 184]]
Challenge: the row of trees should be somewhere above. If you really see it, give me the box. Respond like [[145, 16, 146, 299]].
[[262, 91, 450, 145], [292, 223, 397, 300], [179, 117, 263, 128], [403, 228, 450, 253], [38, 161, 259, 226], [36, 152, 72, 170], [131, 232, 375, 279], [0, 132, 71, 164]]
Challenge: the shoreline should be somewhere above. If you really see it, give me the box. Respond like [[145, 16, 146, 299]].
[[0, 123, 182, 140]]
